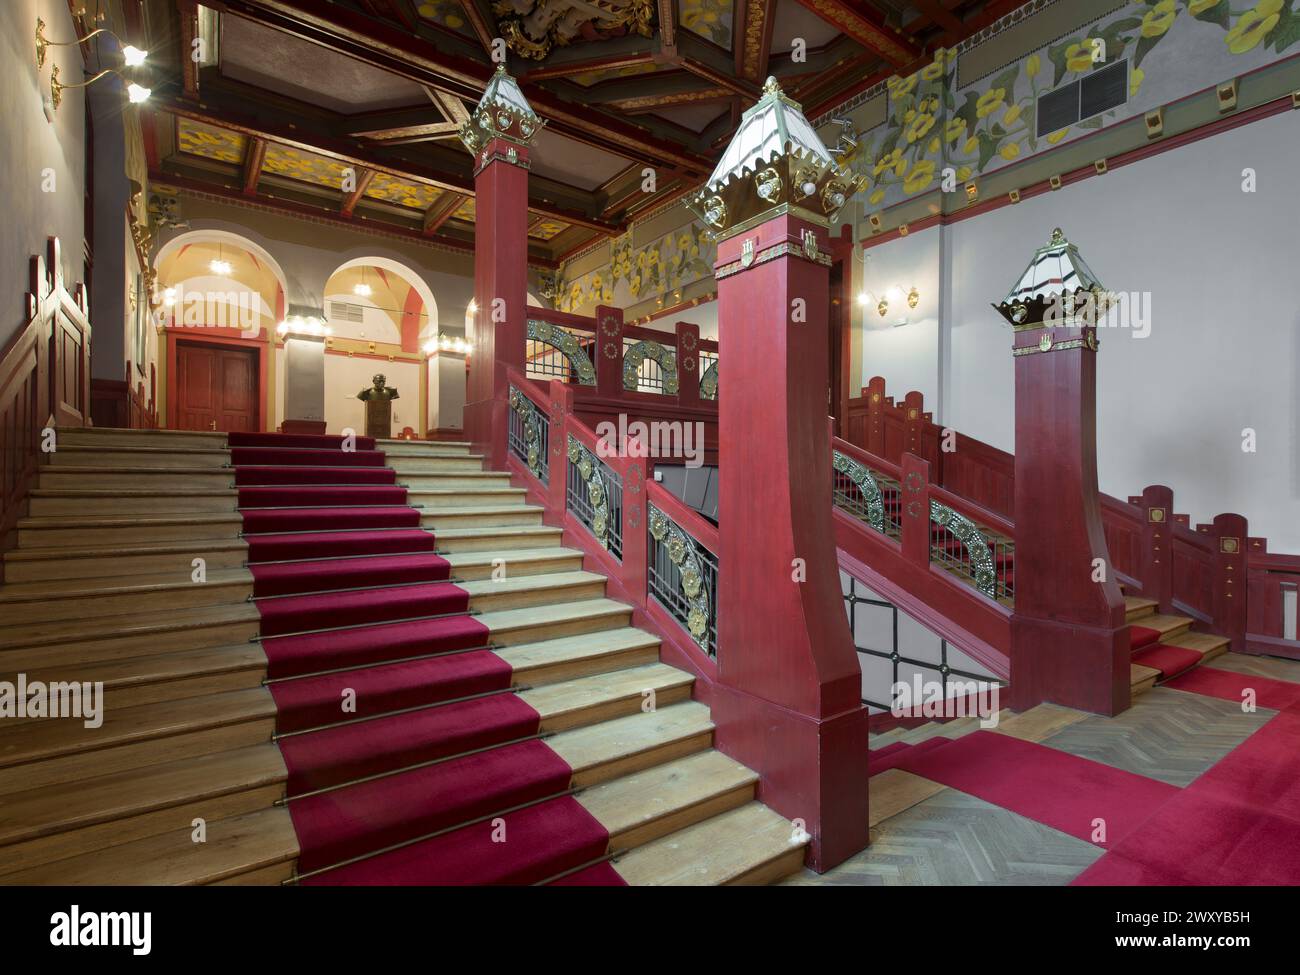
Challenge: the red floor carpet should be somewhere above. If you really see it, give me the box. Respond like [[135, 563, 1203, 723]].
[[893, 730, 1178, 845], [233, 433, 620, 885]]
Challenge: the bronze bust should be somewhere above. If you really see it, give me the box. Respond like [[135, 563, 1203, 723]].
[[357, 373, 399, 402]]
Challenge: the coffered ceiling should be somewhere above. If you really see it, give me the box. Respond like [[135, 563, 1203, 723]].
[[135, 0, 1030, 265]]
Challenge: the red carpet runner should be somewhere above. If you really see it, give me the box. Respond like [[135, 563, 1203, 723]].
[[230, 432, 623, 885]]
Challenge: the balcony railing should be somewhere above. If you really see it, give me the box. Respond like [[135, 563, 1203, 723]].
[[648, 502, 718, 658]]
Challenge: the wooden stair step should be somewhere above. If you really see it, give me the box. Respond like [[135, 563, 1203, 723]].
[[2, 539, 248, 583], [1132, 613, 1195, 641], [15, 644, 268, 711], [46, 446, 230, 468], [55, 428, 227, 450], [441, 546, 583, 580], [0, 687, 275, 773], [405, 487, 528, 508], [475, 598, 634, 646], [377, 438, 471, 451], [1124, 596, 1159, 621], [419, 504, 545, 528], [0, 806, 299, 886], [497, 627, 660, 687], [387, 457, 485, 473], [577, 750, 757, 852], [550, 701, 714, 788], [432, 524, 563, 552], [396, 473, 512, 489], [612, 801, 806, 886], [1162, 630, 1231, 660], [0, 568, 253, 625], [523, 662, 693, 733], [1131, 662, 1161, 696], [17, 512, 244, 548], [26, 488, 239, 517], [0, 601, 260, 661], [461, 570, 607, 612], [0, 744, 287, 879]]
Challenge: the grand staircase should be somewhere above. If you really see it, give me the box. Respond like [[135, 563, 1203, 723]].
[[0, 428, 806, 885]]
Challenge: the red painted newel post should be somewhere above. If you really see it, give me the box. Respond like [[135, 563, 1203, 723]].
[[1211, 512, 1249, 651], [674, 321, 701, 408], [594, 305, 624, 398], [1137, 485, 1175, 613], [461, 68, 540, 471], [900, 454, 932, 568], [687, 77, 870, 871], [996, 228, 1129, 716]]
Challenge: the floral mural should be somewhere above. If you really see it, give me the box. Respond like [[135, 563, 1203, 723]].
[[557, 222, 716, 314], [841, 0, 1300, 211]]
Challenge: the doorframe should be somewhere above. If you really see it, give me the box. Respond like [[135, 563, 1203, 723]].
[[166, 327, 268, 432]]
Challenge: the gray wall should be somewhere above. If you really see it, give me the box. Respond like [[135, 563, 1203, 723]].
[[1, 0, 87, 349]]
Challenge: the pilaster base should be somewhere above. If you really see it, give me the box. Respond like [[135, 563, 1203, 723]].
[[463, 396, 507, 470], [1009, 615, 1130, 716]]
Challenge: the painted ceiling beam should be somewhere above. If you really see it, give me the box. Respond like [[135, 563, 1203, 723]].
[[520, 50, 658, 83], [241, 136, 267, 196], [177, 0, 201, 99], [422, 191, 466, 237], [734, 0, 778, 84], [151, 93, 623, 235], [340, 166, 376, 216], [909, 0, 966, 34], [214, 0, 715, 175], [788, 0, 923, 68], [456, 0, 498, 58]]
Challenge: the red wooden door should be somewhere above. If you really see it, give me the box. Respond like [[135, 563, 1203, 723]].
[[175, 343, 257, 432]]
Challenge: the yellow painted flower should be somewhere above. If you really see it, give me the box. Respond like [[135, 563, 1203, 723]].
[[928, 136, 941, 155], [647, 248, 659, 266], [629, 275, 641, 297], [945, 117, 968, 143], [1226, 2, 1283, 54], [678, 232, 691, 250], [873, 147, 903, 176], [976, 88, 1006, 118], [1000, 143, 1021, 160], [869, 188, 886, 205], [963, 135, 980, 154], [1189, 0, 1221, 12], [921, 60, 945, 81], [906, 113, 936, 143], [591, 273, 603, 288], [887, 73, 918, 97], [1047, 128, 1070, 145], [1141, 0, 1177, 39], [1130, 67, 1145, 97], [903, 160, 935, 194], [1003, 104, 1023, 126], [1065, 40, 1096, 72], [956, 166, 972, 182], [1026, 54, 1041, 79]]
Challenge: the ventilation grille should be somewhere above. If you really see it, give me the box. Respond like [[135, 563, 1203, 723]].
[[1035, 58, 1128, 138], [329, 301, 365, 324]]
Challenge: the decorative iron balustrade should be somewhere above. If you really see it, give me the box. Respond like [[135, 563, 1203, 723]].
[[698, 355, 718, 400], [832, 450, 902, 538], [527, 319, 596, 385], [566, 434, 623, 560], [622, 339, 679, 395], [507, 384, 548, 483], [929, 500, 1014, 601], [647, 503, 717, 658]]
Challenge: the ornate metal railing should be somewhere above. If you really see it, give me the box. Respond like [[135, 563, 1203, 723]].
[[527, 319, 596, 385], [832, 450, 901, 538], [698, 355, 718, 400], [929, 500, 1015, 601], [622, 338, 679, 395], [647, 503, 717, 658], [566, 434, 623, 560], [507, 384, 548, 484]]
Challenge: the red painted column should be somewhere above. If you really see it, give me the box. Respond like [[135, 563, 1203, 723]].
[[674, 321, 701, 408], [709, 212, 870, 872], [865, 376, 887, 455], [594, 304, 623, 398], [1009, 322, 1128, 716], [900, 453, 932, 568], [465, 138, 530, 471]]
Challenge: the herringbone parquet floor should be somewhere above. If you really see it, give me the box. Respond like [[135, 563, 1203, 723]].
[[792, 653, 1300, 885]]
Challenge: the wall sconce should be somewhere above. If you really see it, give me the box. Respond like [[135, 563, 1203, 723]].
[[907, 287, 920, 309], [36, 17, 148, 69], [1217, 79, 1238, 113], [49, 63, 150, 111], [276, 316, 331, 338], [877, 297, 889, 317], [1145, 108, 1164, 138]]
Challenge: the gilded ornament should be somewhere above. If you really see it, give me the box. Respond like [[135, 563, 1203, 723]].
[[703, 196, 727, 229], [755, 167, 782, 203]]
